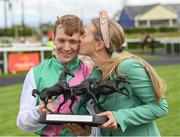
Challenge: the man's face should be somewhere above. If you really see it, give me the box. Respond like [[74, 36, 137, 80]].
[[53, 27, 80, 63]]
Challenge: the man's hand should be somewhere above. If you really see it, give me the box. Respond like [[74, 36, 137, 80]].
[[38, 99, 55, 115], [64, 123, 91, 136], [97, 111, 118, 130]]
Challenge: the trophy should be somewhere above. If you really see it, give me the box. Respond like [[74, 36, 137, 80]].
[[32, 63, 130, 126]]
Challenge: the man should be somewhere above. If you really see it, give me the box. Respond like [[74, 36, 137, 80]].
[[17, 15, 96, 136]]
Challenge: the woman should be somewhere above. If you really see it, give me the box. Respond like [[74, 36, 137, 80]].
[[65, 11, 168, 136]]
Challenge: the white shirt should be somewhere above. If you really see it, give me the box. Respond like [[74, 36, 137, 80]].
[[16, 68, 46, 131]]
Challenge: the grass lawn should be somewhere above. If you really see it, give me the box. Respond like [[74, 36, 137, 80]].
[[0, 84, 37, 136], [0, 72, 26, 79], [126, 32, 180, 39], [127, 48, 164, 60], [0, 64, 180, 136], [155, 65, 180, 136]]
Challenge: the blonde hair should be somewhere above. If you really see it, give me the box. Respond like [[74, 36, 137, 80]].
[[91, 18, 166, 101]]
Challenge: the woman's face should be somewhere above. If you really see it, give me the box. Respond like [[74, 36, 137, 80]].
[[79, 22, 98, 56]]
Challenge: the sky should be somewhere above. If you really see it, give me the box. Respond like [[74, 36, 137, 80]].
[[0, 0, 180, 28]]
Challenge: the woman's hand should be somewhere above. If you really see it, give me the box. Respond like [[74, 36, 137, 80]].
[[97, 111, 118, 130], [64, 123, 91, 136]]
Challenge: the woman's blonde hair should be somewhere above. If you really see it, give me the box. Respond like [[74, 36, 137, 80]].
[[91, 18, 166, 101]]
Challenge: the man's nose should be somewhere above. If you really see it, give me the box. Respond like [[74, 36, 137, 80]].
[[80, 36, 82, 41], [63, 41, 71, 50]]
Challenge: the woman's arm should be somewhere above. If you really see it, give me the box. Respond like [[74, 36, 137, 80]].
[[112, 59, 168, 132]]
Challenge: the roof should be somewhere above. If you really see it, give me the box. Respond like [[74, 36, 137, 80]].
[[124, 4, 156, 19], [136, 4, 177, 20], [123, 3, 180, 20], [167, 4, 180, 23]]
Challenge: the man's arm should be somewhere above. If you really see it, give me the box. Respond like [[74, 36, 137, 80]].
[[16, 68, 46, 131]]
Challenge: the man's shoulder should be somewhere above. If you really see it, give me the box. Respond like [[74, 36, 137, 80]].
[[35, 58, 53, 68], [80, 60, 92, 69], [79, 60, 92, 79], [33, 58, 54, 75]]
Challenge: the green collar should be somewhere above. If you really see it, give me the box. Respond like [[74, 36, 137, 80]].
[[52, 56, 80, 72]]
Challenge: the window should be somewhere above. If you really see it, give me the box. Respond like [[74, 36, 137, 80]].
[[150, 20, 169, 26]]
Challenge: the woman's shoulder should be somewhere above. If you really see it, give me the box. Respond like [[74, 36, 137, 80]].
[[118, 58, 143, 75], [119, 58, 141, 68]]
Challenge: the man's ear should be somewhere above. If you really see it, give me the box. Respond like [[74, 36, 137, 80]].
[[95, 41, 105, 51], [52, 34, 55, 46], [52, 34, 55, 41]]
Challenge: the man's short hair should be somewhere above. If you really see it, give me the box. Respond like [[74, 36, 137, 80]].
[[54, 15, 83, 37]]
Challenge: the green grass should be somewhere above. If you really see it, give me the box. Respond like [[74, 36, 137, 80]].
[[127, 48, 164, 60], [138, 54, 163, 60], [155, 65, 180, 136], [0, 84, 37, 136], [0, 65, 180, 135], [126, 32, 180, 39], [0, 72, 26, 79]]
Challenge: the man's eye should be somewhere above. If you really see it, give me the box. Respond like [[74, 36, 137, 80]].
[[81, 30, 85, 35], [58, 39, 65, 43], [69, 40, 79, 44], [82, 33, 86, 38]]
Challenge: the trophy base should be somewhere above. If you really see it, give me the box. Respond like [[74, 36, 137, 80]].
[[39, 114, 108, 126]]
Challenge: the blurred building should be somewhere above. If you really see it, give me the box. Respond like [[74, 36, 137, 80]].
[[119, 3, 180, 28]]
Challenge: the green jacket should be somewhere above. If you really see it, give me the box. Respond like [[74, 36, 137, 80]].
[[77, 58, 168, 136]]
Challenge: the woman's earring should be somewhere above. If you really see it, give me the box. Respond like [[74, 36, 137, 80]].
[[95, 42, 104, 51]]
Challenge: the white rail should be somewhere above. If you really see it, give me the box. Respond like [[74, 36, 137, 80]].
[[0, 46, 53, 74]]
